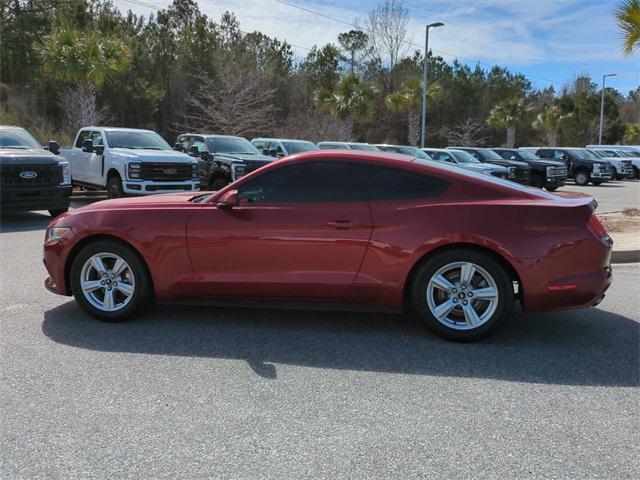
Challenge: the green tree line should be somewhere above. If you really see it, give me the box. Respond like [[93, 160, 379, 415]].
[[1, 0, 638, 147]]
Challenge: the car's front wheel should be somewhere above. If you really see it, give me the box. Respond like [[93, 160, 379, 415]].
[[107, 175, 124, 199], [574, 170, 590, 186], [70, 240, 149, 321], [410, 249, 514, 341]]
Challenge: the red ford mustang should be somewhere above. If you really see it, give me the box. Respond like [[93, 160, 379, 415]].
[[43, 150, 612, 341]]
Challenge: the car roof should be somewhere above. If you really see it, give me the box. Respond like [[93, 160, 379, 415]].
[[179, 133, 246, 139], [0, 125, 26, 130], [252, 138, 314, 143], [80, 127, 157, 133]]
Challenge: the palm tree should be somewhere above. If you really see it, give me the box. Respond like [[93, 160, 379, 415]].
[[532, 105, 571, 147], [35, 28, 131, 130], [486, 98, 528, 148], [386, 78, 441, 146], [615, 0, 640, 55], [315, 74, 376, 140]]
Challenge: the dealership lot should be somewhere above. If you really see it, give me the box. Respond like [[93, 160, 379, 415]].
[[1, 183, 639, 479]]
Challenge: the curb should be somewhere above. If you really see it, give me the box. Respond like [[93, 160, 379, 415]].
[[611, 250, 640, 264]]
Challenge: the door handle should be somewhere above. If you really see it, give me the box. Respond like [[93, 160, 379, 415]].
[[326, 220, 361, 229]]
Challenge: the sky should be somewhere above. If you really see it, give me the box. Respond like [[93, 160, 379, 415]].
[[114, 0, 639, 95]]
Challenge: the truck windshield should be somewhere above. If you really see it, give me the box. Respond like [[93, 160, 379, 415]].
[[0, 129, 41, 149], [105, 131, 171, 150], [478, 149, 504, 161], [282, 141, 318, 154], [579, 149, 600, 160], [449, 150, 481, 164], [209, 137, 260, 155], [348, 143, 379, 151], [516, 150, 540, 160]]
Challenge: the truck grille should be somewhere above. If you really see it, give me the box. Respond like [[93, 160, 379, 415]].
[[621, 160, 632, 171], [1, 164, 61, 187], [514, 167, 531, 184], [139, 163, 193, 181], [548, 166, 568, 177]]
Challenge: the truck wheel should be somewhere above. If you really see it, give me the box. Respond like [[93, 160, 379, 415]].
[[107, 175, 124, 199], [574, 171, 590, 186], [545, 186, 558, 192], [210, 177, 228, 191], [529, 173, 544, 188], [49, 208, 69, 217], [70, 239, 149, 321], [633, 166, 639, 180], [410, 249, 514, 342]]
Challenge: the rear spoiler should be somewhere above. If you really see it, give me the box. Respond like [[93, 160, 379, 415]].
[[551, 191, 597, 210]]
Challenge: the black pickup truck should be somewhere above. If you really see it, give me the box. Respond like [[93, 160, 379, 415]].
[[0, 126, 72, 217], [175, 133, 275, 190], [532, 147, 612, 186], [492, 148, 567, 191], [451, 147, 532, 185]]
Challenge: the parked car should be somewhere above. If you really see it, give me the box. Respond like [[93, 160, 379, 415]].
[[586, 148, 635, 179], [251, 138, 319, 158], [528, 147, 612, 186], [586, 144, 640, 156], [450, 147, 531, 185], [176, 134, 275, 190], [374, 144, 430, 159], [491, 148, 567, 191], [0, 126, 71, 217], [317, 141, 380, 151], [422, 148, 509, 178], [44, 150, 612, 342], [61, 127, 198, 198]]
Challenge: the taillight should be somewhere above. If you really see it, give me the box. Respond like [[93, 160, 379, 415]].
[[587, 214, 609, 242]]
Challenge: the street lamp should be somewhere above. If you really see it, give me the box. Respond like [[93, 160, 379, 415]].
[[421, 21, 444, 148], [598, 73, 617, 145]]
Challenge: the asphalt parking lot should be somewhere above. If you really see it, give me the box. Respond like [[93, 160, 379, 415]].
[[565, 179, 639, 213], [1, 184, 639, 479]]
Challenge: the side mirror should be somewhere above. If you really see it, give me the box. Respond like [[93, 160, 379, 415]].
[[217, 189, 238, 209], [174, 143, 184, 152], [95, 145, 105, 155], [82, 139, 94, 153], [262, 148, 270, 156], [268, 148, 278, 157], [189, 145, 200, 157], [48, 140, 60, 155]]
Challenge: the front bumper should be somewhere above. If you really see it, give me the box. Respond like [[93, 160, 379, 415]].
[[544, 177, 566, 188], [1, 185, 72, 212], [591, 171, 612, 180], [123, 180, 199, 195]]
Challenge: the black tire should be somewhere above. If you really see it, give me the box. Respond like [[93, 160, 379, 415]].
[[107, 175, 124, 199], [545, 186, 558, 192], [529, 173, 544, 189], [410, 248, 514, 342], [70, 239, 149, 322], [210, 177, 228, 191], [49, 208, 69, 217], [574, 170, 590, 186], [633, 166, 639, 180], [591, 180, 603, 186]]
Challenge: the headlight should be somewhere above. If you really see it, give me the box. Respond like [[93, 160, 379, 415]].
[[508, 166, 517, 178], [128, 162, 142, 179], [192, 163, 198, 180], [231, 162, 246, 180], [59, 161, 71, 185], [46, 227, 72, 243], [592, 163, 602, 172]]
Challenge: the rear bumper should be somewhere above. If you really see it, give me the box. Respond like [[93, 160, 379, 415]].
[[520, 237, 612, 313], [1, 185, 72, 212]]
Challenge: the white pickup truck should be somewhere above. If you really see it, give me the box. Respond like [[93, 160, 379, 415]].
[[61, 127, 199, 198]]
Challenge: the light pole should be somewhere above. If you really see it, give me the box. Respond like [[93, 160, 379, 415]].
[[598, 73, 617, 145], [421, 21, 444, 148]]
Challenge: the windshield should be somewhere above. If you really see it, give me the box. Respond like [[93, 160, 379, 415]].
[[516, 150, 540, 160], [209, 137, 260, 155], [449, 150, 482, 164], [0, 129, 41, 149], [476, 149, 504, 161], [620, 150, 640, 157], [106, 130, 171, 150], [579, 149, 600, 160], [348, 143, 379, 151], [397, 146, 429, 159], [282, 141, 318, 154]]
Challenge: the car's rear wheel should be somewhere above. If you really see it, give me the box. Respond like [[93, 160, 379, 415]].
[[410, 249, 514, 341], [70, 240, 149, 321], [574, 170, 590, 186]]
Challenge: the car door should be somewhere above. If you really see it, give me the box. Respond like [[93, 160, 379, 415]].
[[186, 161, 373, 300], [85, 130, 105, 185], [70, 129, 92, 182]]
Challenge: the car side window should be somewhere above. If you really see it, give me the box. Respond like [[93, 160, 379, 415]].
[[90, 131, 104, 146], [553, 150, 567, 161], [75, 130, 92, 148], [192, 138, 207, 153], [365, 165, 449, 201], [436, 152, 453, 162], [537, 149, 551, 159], [238, 162, 366, 203], [253, 140, 266, 152]]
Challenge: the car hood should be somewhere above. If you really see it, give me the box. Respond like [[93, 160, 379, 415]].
[[459, 163, 506, 173], [73, 192, 199, 213], [110, 148, 193, 162], [217, 153, 275, 163], [0, 148, 62, 165], [526, 158, 566, 167]]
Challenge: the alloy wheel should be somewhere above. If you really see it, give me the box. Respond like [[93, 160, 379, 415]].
[[426, 261, 499, 330], [80, 253, 136, 312]]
